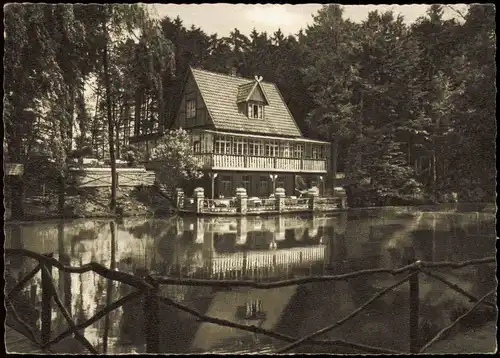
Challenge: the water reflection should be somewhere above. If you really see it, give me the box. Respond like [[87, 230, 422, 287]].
[[4, 208, 496, 354]]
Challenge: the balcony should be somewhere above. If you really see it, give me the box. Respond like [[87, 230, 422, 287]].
[[195, 153, 327, 173]]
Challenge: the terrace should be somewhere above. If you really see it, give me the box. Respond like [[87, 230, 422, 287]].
[[177, 186, 347, 216]]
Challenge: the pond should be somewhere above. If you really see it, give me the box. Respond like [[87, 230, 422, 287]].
[[4, 205, 497, 354]]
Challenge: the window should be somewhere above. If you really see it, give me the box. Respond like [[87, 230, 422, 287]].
[[186, 99, 196, 119], [249, 140, 263, 156], [237, 299, 265, 320], [313, 146, 325, 159], [259, 176, 268, 196], [221, 176, 232, 197], [248, 103, 263, 119], [193, 141, 201, 153], [245, 299, 264, 319], [294, 144, 304, 159], [279, 143, 291, 158], [234, 138, 248, 155], [265, 140, 278, 157], [242, 175, 251, 193], [215, 135, 232, 154]]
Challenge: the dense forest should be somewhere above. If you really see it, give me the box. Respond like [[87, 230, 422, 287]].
[[4, 4, 496, 217]]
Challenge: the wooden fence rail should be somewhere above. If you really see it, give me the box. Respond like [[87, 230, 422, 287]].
[[4, 248, 496, 355]]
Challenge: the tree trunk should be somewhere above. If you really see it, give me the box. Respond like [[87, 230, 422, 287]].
[[10, 176, 25, 220], [8, 136, 24, 220], [91, 92, 101, 157], [408, 134, 412, 165], [331, 137, 338, 193], [116, 103, 124, 159], [134, 89, 142, 136], [58, 173, 65, 214], [103, 23, 117, 212], [432, 137, 437, 197]]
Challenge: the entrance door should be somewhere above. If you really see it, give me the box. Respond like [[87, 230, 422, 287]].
[[258, 176, 269, 197], [242, 175, 251, 195], [220, 175, 232, 198]]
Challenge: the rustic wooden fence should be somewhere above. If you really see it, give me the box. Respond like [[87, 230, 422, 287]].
[[4, 248, 496, 354], [69, 168, 155, 188]]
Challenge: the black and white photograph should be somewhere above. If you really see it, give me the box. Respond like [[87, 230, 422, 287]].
[[3, 3, 496, 354]]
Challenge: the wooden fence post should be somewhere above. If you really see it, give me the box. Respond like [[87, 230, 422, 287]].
[[144, 278, 160, 353], [41, 253, 53, 346], [405, 247, 420, 353]]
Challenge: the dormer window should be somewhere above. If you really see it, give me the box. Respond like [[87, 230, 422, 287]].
[[238, 78, 269, 120], [248, 102, 263, 119]]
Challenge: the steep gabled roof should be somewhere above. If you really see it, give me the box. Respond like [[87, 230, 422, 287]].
[[189, 67, 302, 138]]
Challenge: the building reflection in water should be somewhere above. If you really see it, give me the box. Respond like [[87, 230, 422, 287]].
[[3, 210, 496, 354]]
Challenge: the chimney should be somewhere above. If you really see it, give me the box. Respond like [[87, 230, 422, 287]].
[[231, 66, 238, 77]]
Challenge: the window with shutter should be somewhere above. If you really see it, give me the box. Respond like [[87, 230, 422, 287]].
[[186, 99, 196, 119]]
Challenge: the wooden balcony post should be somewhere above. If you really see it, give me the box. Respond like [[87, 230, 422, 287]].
[[144, 278, 160, 353], [404, 247, 420, 353], [41, 253, 54, 346]]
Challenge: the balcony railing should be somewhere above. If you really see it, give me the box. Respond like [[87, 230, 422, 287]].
[[201, 198, 238, 213], [195, 153, 326, 173]]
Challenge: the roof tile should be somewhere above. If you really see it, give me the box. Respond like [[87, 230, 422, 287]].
[[191, 68, 302, 138]]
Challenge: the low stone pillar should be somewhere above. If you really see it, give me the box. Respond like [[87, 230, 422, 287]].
[[193, 187, 205, 213], [235, 187, 248, 215], [175, 188, 185, 209], [307, 186, 319, 211], [334, 187, 347, 209], [275, 187, 286, 213]]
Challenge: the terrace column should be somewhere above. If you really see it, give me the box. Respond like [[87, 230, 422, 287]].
[[209, 172, 218, 199], [269, 174, 278, 196], [319, 176, 325, 197]]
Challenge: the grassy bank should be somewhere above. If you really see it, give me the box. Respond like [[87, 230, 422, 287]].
[[4, 186, 175, 222]]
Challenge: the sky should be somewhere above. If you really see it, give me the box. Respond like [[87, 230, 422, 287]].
[[147, 4, 468, 37]]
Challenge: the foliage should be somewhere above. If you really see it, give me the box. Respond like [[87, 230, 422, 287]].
[[3, 4, 496, 217], [302, 4, 495, 204], [149, 129, 203, 196], [121, 144, 141, 165]]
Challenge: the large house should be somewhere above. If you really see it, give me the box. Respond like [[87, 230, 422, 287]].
[[133, 67, 333, 198]]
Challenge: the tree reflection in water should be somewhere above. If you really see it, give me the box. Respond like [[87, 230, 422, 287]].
[[3, 207, 496, 354]]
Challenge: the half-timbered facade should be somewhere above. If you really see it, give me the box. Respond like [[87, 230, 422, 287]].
[[139, 67, 332, 198]]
